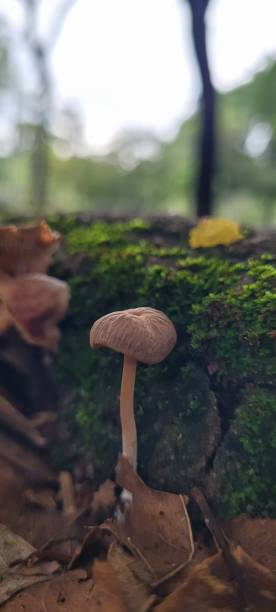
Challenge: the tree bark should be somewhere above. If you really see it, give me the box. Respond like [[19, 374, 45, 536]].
[[188, 0, 216, 217]]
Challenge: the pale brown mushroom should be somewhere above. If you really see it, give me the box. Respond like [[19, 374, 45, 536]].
[[90, 307, 177, 470], [0, 220, 60, 276], [0, 273, 70, 351]]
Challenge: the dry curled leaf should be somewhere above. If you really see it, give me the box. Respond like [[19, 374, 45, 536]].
[[224, 517, 276, 574], [114, 456, 194, 583], [155, 552, 239, 612], [192, 488, 276, 611], [0, 273, 70, 351], [189, 218, 243, 248], [0, 524, 60, 605], [0, 221, 60, 276]]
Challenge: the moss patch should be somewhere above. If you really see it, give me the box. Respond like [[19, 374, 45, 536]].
[[212, 388, 276, 518], [50, 216, 276, 514]]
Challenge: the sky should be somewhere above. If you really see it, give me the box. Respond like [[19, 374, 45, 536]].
[[1, 0, 276, 153]]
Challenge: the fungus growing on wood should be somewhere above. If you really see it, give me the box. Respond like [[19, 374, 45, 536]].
[[90, 307, 177, 470], [0, 220, 60, 276], [0, 273, 70, 351]]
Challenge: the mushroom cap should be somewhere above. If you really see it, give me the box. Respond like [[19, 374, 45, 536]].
[[90, 307, 177, 364], [0, 273, 70, 351], [0, 221, 60, 275]]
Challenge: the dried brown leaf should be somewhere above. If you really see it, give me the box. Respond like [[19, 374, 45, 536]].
[[114, 456, 194, 582], [192, 488, 276, 611], [155, 552, 239, 611], [1, 569, 92, 612], [91, 479, 117, 519], [224, 517, 276, 573], [108, 542, 157, 611], [0, 524, 60, 605]]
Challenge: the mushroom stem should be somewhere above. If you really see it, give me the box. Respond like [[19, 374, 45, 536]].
[[120, 354, 137, 470]]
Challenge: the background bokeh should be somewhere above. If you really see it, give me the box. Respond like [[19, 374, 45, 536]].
[[1, 0, 276, 225]]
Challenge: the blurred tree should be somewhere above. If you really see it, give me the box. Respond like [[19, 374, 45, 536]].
[[20, 0, 76, 212], [186, 0, 216, 217]]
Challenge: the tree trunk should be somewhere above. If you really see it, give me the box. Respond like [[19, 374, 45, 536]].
[[188, 0, 216, 217]]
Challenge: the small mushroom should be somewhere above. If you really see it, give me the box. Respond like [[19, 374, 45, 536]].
[[0, 273, 70, 351], [90, 307, 177, 470], [0, 220, 60, 275]]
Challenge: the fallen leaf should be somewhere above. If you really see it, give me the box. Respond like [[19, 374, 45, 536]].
[[224, 517, 276, 574], [113, 456, 194, 583], [192, 488, 276, 611], [91, 479, 117, 520], [108, 542, 157, 611], [1, 569, 93, 612], [155, 552, 239, 611], [68, 525, 113, 572], [0, 524, 60, 605], [189, 218, 243, 248], [91, 559, 129, 611]]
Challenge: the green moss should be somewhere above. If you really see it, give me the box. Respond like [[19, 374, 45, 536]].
[[50, 217, 276, 514], [214, 388, 276, 518]]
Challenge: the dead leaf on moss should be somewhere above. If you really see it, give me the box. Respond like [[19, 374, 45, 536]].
[[113, 456, 194, 583], [189, 218, 243, 248]]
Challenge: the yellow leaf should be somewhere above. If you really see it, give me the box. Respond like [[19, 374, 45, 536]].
[[189, 218, 243, 248]]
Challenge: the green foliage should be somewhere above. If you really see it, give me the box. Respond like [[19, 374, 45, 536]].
[[2, 60, 276, 223]]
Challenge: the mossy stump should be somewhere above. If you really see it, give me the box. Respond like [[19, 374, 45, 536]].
[[48, 215, 276, 518]]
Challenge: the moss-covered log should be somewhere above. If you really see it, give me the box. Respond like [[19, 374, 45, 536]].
[[49, 215, 276, 518]]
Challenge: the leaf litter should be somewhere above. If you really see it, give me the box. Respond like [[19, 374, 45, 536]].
[[0, 449, 275, 611]]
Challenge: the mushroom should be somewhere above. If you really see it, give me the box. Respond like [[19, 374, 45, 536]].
[[0, 220, 60, 276], [0, 273, 70, 351], [90, 307, 177, 470]]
